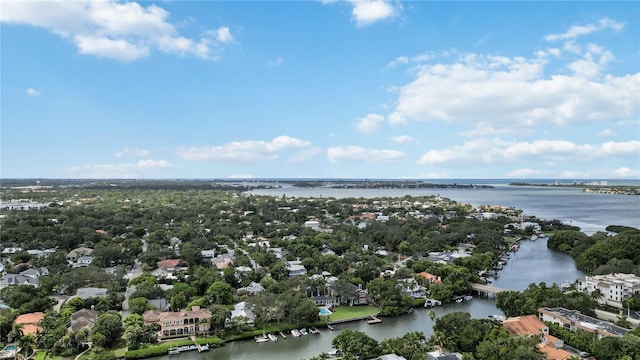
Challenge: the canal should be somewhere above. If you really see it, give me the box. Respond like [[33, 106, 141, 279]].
[[158, 237, 583, 360]]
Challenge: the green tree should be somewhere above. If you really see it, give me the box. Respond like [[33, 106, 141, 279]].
[[332, 330, 381, 360], [128, 297, 149, 315], [205, 281, 234, 305], [91, 311, 123, 348]]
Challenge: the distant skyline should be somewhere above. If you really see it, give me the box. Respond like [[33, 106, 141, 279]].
[[2, 1, 639, 179]]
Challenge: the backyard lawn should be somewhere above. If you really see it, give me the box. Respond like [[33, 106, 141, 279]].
[[324, 305, 379, 321]]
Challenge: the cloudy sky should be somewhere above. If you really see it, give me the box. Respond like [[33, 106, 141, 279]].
[[2, 1, 638, 179]]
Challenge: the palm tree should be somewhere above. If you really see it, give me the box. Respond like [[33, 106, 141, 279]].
[[18, 334, 35, 358], [7, 323, 23, 344]]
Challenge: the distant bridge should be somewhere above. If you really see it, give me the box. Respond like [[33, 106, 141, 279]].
[[471, 283, 509, 295]]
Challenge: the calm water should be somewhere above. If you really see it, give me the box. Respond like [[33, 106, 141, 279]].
[[153, 184, 631, 359], [250, 184, 640, 234], [161, 239, 583, 360]]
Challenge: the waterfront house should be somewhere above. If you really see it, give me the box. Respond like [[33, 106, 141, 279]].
[[226, 301, 255, 327], [143, 306, 211, 339], [538, 307, 628, 339], [503, 314, 573, 360], [575, 273, 640, 309]]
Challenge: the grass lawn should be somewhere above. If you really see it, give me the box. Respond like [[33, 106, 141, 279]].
[[325, 305, 379, 321]]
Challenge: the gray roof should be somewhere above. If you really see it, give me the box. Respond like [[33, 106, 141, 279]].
[[0, 274, 38, 286], [75, 287, 108, 299]]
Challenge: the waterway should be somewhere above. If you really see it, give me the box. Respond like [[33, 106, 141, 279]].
[[158, 237, 583, 360], [158, 184, 634, 359]]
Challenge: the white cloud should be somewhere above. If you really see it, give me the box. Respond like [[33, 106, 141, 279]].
[[389, 135, 417, 144], [389, 47, 639, 129], [417, 138, 640, 166], [354, 113, 385, 133], [216, 26, 233, 43], [327, 146, 405, 163], [544, 17, 624, 42], [323, 0, 400, 27], [267, 57, 284, 68], [609, 167, 640, 178], [0, 1, 233, 62], [67, 159, 173, 178], [115, 148, 151, 158], [25, 88, 41, 96], [387, 56, 408, 68], [176, 135, 311, 162], [597, 129, 615, 137]]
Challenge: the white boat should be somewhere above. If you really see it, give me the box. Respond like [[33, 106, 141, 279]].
[[291, 329, 301, 337], [268, 333, 278, 342], [255, 335, 269, 343], [531, 235, 538, 240], [309, 327, 320, 334], [279, 331, 287, 339], [300, 328, 308, 335], [464, 295, 474, 301]]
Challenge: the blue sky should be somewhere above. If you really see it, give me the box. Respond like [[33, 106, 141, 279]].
[[1, 1, 639, 179]]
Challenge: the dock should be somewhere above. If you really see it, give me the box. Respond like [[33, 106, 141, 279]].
[[367, 316, 382, 324]]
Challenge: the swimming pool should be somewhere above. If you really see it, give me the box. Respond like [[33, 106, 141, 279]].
[[318, 307, 332, 316], [2, 345, 16, 351]]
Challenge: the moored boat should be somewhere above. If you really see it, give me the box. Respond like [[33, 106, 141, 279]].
[[255, 334, 269, 343], [279, 331, 287, 339], [300, 328, 308, 335], [268, 333, 278, 342], [291, 329, 301, 337]]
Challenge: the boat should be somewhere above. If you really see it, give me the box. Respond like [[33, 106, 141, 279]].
[[531, 234, 538, 240], [300, 328, 308, 335], [291, 329, 301, 337], [279, 331, 287, 339], [255, 334, 269, 343], [464, 295, 474, 301], [511, 244, 519, 251], [198, 344, 210, 352], [309, 327, 320, 334], [268, 333, 278, 342], [367, 316, 382, 324], [424, 298, 442, 307], [327, 324, 335, 331]]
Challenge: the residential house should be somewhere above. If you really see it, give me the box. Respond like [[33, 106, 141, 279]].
[[13, 312, 44, 336], [538, 307, 628, 339], [19, 267, 49, 279], [73, 256, 94, 268], [67, 308, 99, 332], [237, 281, 264, 296], [74, 287, 108, 300], [226, 301, 255, 327], [286, 260, 307, 277], [143, 306, 212, 339], [575, 273, 640, 309], [426, 351, 463, 360], [0, 274, 38, 288], [397, 278, 426, 299], [67, 247, 94, 263], [417, 272, 442, 284], [503, 314, 573, 360]]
